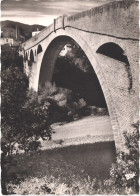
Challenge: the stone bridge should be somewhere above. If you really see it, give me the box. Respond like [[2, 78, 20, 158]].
[[21, 0, 139, 152]]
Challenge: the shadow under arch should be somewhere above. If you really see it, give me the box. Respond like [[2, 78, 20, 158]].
[[39, 36, 73, 87], [38, 35, 124, 151], [25, 52, 28, 61], [37, 44, 43, 54], [28, 49, 34, 67], [30, 49, 34, 63]]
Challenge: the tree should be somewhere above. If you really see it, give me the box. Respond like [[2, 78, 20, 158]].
[[65, 43, 93, 73], [1, 44, 23, 71], [1, 45, 53, 194]]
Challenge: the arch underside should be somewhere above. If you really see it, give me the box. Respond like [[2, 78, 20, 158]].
[[39, 36, 72, 86]]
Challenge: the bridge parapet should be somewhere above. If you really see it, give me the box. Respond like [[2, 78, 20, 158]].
[[65, 0, 138, 40], [22, 16, 66, 51], [22, 0, 138, 52], [22, 23, 54, 50], [55, 16, 64, 31]]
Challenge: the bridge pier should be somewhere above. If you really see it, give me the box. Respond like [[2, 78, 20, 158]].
[[26, 52, 44, 91], [23, 60, 29, 76]]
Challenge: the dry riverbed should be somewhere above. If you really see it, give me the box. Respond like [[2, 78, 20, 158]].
[[41, 115, 114, 150]]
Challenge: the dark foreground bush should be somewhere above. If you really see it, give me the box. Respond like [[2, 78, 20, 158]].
[[109, 122, 139, 194], [99, 122, 139, 194], [1, 45, 53, 194]]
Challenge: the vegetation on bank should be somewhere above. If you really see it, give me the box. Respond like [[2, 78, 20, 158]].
[[1, 44, 139, 195], [1, 45, 52, 194]]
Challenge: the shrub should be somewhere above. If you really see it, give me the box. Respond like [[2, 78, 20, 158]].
[[111, 122, 138, 194], [39, 82, 91, 122], [101, 122, 139, 194], [38, 82, 73, 122]]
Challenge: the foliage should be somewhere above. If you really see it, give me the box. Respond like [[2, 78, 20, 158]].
[[38, 82, 73, 123], [6, 176, 97, 195], [105, 121, 139, 194], [1, 44, 23, 71], [65, 43, 93, 73], [93, 121, 139, 195], [39, 82, 106, 123], [1, 45, 53, 194], [2, 47, 28, 155], [39, 82, 92, 122], [1, 45, 52, 156]]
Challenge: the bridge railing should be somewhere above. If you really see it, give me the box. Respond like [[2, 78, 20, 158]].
[[22, 22, 54, 50], [22, 15, 69, 51], [22, 0, 138, 51]]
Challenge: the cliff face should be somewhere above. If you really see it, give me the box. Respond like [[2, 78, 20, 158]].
[[1, 20, 46, 41]]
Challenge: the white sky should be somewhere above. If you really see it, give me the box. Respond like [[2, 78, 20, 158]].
[[1, 0, 115, 26]]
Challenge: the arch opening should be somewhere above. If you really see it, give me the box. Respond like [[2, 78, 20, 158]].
[[37, 44, 43, 54], [39, 36, 108, 109], [25, 52, 28, 61], [96, 42, 126, 62], [97, 42, 133, 91], [53, 44, 107, 108], [28, 49, 34, 67]]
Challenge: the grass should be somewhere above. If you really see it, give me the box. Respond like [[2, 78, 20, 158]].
[[7, 141, 116, 194]]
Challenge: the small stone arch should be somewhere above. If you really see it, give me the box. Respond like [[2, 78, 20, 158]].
[[96, 42, 133, 92], [25, 52, 28, 61], [28, 49, 34, 67], [96, 42, 125, 62], [37, 44, 43, 54], [30, 49, 34, 62]]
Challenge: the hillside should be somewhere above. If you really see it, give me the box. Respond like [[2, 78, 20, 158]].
[[1, 20, 46, 41]]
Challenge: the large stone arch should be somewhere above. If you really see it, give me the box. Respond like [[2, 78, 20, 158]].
[[21, 0, 138, 153], [38, 34, 126, 151]]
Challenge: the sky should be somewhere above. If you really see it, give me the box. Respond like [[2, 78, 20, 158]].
[[1, 0, 115, 26]]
